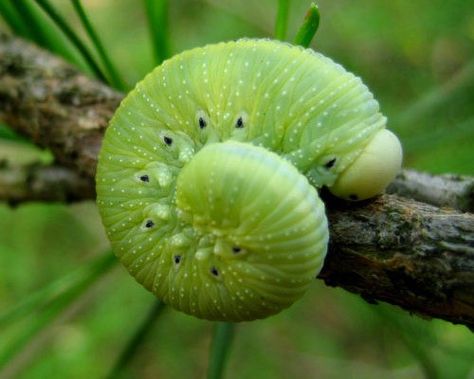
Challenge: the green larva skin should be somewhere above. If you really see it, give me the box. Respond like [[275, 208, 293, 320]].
[[176, 142, 327, 320], [96, 39, 386, 321]]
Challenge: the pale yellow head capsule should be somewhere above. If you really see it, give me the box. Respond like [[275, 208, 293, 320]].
[[329, 129, 402, 201]]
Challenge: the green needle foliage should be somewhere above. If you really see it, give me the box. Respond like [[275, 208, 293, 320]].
[[144, 0, 171, 65], [9, 0, 56, 48], [70, 0, 126, 91], [4, 0, 84, 67], [33, 0, 108, 83], [105, 301, 166, 379], [274, 0, 290, 40], [207, 322, 235, 379], [395, 59, 474, 128], [0, 1, 33, 39], [0, 252, 116, 330], [294, 2, 320, 47], [373, 305, 439, 379], [0, 252, 116, 368]]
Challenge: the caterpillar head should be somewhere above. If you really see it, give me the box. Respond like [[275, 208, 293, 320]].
[[328, 129, 402, 201], [96, 39, 401, 322]]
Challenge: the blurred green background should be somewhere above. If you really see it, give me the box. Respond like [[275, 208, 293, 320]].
[[0, 0, 473, 378]]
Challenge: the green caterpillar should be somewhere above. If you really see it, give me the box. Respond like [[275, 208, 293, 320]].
[[96, 39, 402, 322]]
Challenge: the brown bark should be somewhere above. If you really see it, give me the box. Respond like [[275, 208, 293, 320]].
[[0, 32, 473, 329], [387, 169, 474, 213], [320, 193, 474, 329], [0, 162, 94, 204], [0, 32, 122, 178]]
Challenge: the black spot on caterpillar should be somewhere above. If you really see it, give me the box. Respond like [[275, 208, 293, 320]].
[[232, 246, 241, 254], [96, 39, 402, 322], [145, 220, 154, 228], [235, 117, 244, 128], [210, 266, 219, 276], [198, 117, 207, 129], [324, 158, 337, 169], [163, 136, 173, 146]]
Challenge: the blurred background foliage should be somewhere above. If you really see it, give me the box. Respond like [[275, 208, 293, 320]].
[[0, 0, 473, 378]]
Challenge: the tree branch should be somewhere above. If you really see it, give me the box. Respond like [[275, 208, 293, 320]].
[[0, 161, 94, 204], [1, 32, 473, 329], [387, 169, 474, 213], [320, 193, 474, 329], [0, 32, 122, 178]]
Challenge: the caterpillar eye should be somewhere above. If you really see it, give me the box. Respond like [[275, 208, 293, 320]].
[[139, 174, 149, 182]]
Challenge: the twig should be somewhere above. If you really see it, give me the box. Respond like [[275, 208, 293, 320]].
[[1, 32, 473, 328], [387, 169, 474, 213], [0, 162, 94, 204], [0, 32, 122, 178], [321, 193, 474, 329]]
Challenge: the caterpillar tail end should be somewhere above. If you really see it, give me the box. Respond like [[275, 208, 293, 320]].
[[173, 141, 329, 321]]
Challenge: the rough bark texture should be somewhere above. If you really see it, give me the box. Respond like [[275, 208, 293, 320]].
[[0, 32, 123, 178], [388, 169, 474, 213], [1, 32, 473, 329], [0, 162, 94, 204], [320, 194, 474, 329]]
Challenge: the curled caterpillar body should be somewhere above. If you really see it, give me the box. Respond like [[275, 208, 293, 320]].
[[96, 39, 402, 321]]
